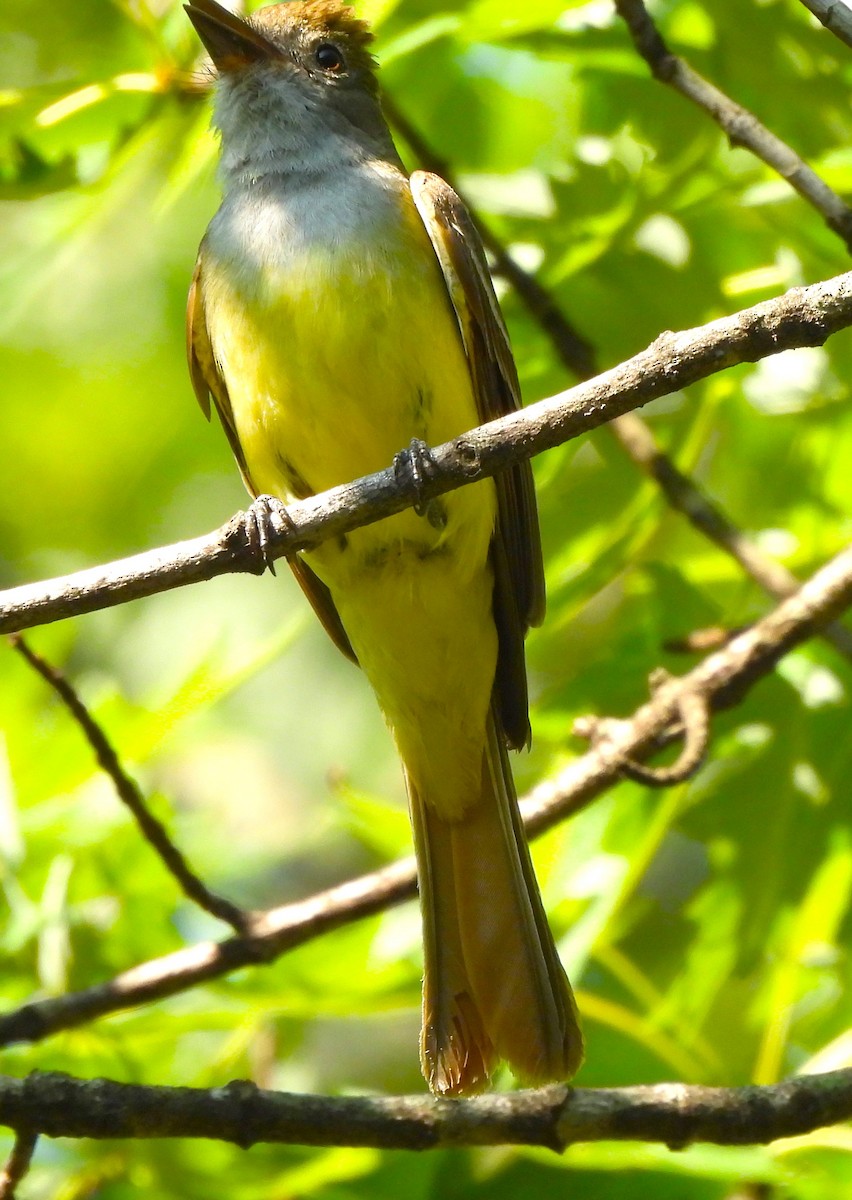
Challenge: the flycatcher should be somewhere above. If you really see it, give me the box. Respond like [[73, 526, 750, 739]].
[[185, 0, 583, 1095]]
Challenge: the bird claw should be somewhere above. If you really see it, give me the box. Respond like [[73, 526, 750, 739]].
[[242, 494, 293, 575], [394, 437, 439, 517]]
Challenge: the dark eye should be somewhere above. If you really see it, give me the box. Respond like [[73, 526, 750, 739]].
[[315, 42, 345, 72]]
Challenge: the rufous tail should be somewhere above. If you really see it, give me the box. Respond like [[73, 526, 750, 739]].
[[407, 707, 583, 1096]]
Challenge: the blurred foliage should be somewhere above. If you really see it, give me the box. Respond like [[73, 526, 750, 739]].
[[1, 0, 852, 1195]]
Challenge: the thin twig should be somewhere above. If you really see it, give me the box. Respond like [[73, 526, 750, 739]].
[[609, 411, 852, 659], [614, 0, 852, 250], [9, 635, 249, 934], [0, 1069, 851, 1150], [386, 103, 852, 663], [2, 539, 850, 1048], [2, 269, 852, 638], [797, 0, 852, 50], [663, 625, 744, 654], [0, 1129, 37, 1200]]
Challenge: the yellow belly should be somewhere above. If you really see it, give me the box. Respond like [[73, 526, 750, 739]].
[[202, 186, 497, 816]]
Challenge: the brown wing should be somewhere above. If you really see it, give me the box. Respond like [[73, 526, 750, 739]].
[[410, 172, 545, 750], [187, 250, 358, 664], [187, 253, 255, 490]]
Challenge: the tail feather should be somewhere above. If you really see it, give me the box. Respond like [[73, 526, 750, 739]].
[[409, 776, 496, 1094], [409, 706, 583, 1096]]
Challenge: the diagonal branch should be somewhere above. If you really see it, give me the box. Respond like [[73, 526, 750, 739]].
[[614, 0, 852, 250], [0, 1068, 851, 1150], [2, 269, 852, 637], [2, 538, 851, 1049], [797, 0, 852, 51], [608, 411, 852, 659], [0, 1129, 37, 1200], [9, 636, 250, 933]]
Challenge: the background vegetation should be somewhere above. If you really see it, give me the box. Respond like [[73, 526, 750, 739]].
[[2, 0, 852, 1195]]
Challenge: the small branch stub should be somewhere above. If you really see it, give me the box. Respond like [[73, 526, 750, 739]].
[[574, 670, 711, 788], [0, 1129, 37, 1200]]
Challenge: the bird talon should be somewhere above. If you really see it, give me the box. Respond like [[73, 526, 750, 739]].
[[394, 437, 439, 517], [244, 494, 292, 575]]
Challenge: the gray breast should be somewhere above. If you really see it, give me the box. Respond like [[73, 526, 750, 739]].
[[209, 162, 410, 278]]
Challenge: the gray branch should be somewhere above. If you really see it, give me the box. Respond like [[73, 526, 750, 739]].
[[2, 269, 852, 637], [797, 0, 852, 50], [0, 1070, 851, 1150]]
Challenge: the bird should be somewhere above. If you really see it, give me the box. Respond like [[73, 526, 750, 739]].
[[184, 0, 583, 1096]]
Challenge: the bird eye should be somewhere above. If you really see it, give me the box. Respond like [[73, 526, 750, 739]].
[[315, 42, 345, 72]]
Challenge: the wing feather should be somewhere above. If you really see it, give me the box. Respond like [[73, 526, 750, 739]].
[[187, 253, 254, 489], [410, 172, 545, 749]]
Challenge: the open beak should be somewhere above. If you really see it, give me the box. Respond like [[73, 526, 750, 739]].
[[185, 0, 281, 71]]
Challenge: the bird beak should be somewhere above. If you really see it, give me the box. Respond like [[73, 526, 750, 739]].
[[185, 0, 281, 71]]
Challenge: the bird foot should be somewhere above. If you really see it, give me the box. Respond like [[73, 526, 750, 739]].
[[242, 494, 293, 576], [394, 438, 439, 517], [393, 438, 447, 530]]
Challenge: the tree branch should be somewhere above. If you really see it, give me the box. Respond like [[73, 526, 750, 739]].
[[2, 538, 851, 1049], [9, 635, 250, 933], [2, 269, 851, 637], [0, 1129, 37, 1200], [608, 411, 852, 658], [797, 0, 852, 51], [0, 1069, 850, 1150], [576, 668, 712, 787], [614, 0, 852, 250]]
